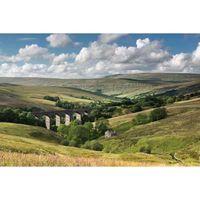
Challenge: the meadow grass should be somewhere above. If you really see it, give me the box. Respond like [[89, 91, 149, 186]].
[[0, 123, 174, 166], [99, 99, 200, 165]]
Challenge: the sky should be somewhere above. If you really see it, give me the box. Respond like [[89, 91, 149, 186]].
[[0, 33, 200, 78]]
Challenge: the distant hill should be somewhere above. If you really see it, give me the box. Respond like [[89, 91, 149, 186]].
[[0, 73, 199, 97], [0, 73, 199, 110]]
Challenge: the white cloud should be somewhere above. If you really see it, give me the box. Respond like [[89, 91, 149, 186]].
[[46, 34, 72, 48], [98, 34, 126, 44], [0, 37, 200, 78], [75, 38, 171, 76], [17, 37, 37, 41], [75, 41, 117, 64], [18, 44, 49, 61], [157, 42, 200, 73], [136, 38, 150, 48], [0, 44, 55, 63], [0, 63, 48, 77], [192, 42, 200, 63], [52, 53, 76, 64]]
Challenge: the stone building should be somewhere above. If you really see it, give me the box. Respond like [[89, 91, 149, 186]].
[[105, 130, 118, 138]]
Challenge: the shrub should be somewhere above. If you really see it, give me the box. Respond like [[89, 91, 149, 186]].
[[149, 107, 167, 122], [95, 119, 110, 136], [43, 96, 60, 102], [133, 114, 150, 125], [82, 140, 103, 151], [60, 139, 69, 146], [131, 104, 142, 113], [166, 96, 175, 104], [139, 146, 151, 154]]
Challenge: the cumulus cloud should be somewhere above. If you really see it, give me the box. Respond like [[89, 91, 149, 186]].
[[0, 44, 52, 63], [0, 63, 48, 77], [0, 37, 200, 78], [136, 38, 150, 48], [46, 34, 72, 48], [18, 44, 50, 61], [98, 34, 126, 44], [52, 53, 76, 64], [157, 42, 200, 73], [75, 38, 171, 76]]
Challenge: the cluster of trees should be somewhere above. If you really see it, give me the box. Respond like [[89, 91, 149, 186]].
[[57, 119, 109, 150], [132, 107, 167, 125], [54, 93, 196, 123], [160, 91, 200, 104], [55, 100, 83, 109], [85, 96, 166, 121], [0, 107, 44, 126], [43, 96, 60, 102]]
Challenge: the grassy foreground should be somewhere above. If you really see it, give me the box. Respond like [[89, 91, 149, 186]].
[[0, 123, 175, 166]]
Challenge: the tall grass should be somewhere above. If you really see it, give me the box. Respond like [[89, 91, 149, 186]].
[[0, 151, 165, 166]]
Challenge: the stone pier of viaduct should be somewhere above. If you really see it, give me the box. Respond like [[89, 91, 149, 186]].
[[33, 109, 89, 130]]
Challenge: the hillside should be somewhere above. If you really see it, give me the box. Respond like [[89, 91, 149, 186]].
[[0, 98, 199, 166], [0, 122, 174, 166], [98, 98, 200, 166], [0, 73, 199, 98], [0, 73, 199, 166], [0, 84, 108, 110]]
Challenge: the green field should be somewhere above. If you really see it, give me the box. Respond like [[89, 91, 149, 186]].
[[98, 98, 200, 165], [0, 98, 199, 166], [0, 122, 174, 166], [0, 73, 199, 166], [0, 84, 108, 110]]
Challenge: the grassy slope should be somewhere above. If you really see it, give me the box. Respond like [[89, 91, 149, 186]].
[[0, 122, 174, 166], [0, 84, 108, 110], [0, 99, 199, 166], [99, 98, 200, 166], [1, 73, 199, 97]]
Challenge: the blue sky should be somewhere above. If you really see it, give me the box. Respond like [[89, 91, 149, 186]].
[[0, 34, 200, 55], [0, 34, 200, 78]]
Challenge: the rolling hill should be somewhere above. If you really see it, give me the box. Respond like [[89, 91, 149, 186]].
[[0, 73, 199, 111], [97, 98, 200, 165], [0, 73, 199, 166], [0, 73, 199, 97], [0, 98, 199, 166], [0, 122, 173, 166], [0, 84, 109, 110]]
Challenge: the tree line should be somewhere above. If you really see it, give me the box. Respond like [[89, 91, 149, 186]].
[[0, 107, 44, 127]]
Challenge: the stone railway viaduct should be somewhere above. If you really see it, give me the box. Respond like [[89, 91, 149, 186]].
[[33, 109, 89, 130]]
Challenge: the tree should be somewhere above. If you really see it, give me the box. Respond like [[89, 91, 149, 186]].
[[149, 107, 167, 122], [133, 113, 149, 125], [44, 96, 60, 102], [57, 124, 69, 136], [166, 96, 175, 104], [131, 104, 142, 113], [58, 121, 91, 147], [95, 119, 110, 136], [68, 125, 89, 147], [82, 140, 103, 151]]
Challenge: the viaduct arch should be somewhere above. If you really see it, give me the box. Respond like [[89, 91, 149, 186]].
[[33, 109, 89, 130]]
